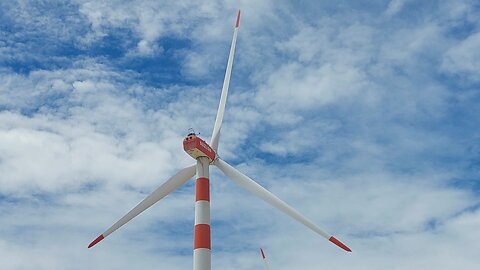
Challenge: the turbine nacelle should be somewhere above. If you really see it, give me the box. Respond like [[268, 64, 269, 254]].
[[183, 132, 216, 162]]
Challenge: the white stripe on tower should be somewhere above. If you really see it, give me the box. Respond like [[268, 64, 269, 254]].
[[194, 156, 211, 270]]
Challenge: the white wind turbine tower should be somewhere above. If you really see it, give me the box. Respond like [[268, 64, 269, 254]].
[[88, 10, 351, 270]]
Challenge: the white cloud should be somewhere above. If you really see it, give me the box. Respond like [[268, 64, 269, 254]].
[[385, 0, 407, 16], [442, 31, 480, 80], [77, 0, 232, 56], [256, 62, 368, 112], [0, 62, 198, 195]]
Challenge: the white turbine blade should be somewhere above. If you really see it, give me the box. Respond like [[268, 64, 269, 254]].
[[88, 165, 196, 248], [214, 158, 351, 252], [260, 248, 270, 270], [210, 10, 241, 151]]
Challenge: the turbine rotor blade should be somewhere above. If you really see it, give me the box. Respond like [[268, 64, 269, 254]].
[[214, 158, 351, 252], [88, 165, 196, 248], [210, 10, 241, 151], [260, 247, 270, 270]]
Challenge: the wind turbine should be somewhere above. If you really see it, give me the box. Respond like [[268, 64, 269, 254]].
[[88, 10, 351, 270], [260, 248, 270, 270]]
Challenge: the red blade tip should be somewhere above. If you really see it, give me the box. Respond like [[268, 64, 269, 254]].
[[260, 247, 266, 259], [88, 234, 105, 248], [235, 10, 241, 28], [329, 236, 352, 252]]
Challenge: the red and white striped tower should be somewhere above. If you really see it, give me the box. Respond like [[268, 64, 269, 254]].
[[194, 156, 211, 270]]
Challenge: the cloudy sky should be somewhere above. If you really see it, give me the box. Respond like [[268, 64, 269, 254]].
[[1, 0, 479, 269]]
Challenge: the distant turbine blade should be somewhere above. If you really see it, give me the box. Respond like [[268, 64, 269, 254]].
[[210, 10, 241, 151], [214, 158, 351, 252], [260, 247, 270, 270], [88, 165, 196, 248]]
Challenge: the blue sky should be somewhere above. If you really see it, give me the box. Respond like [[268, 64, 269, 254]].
[[0, 0, 479, 269]]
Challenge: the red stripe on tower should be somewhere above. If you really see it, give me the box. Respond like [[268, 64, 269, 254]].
[[196, 178, 210, 201], [194, 224, 211, 249]]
